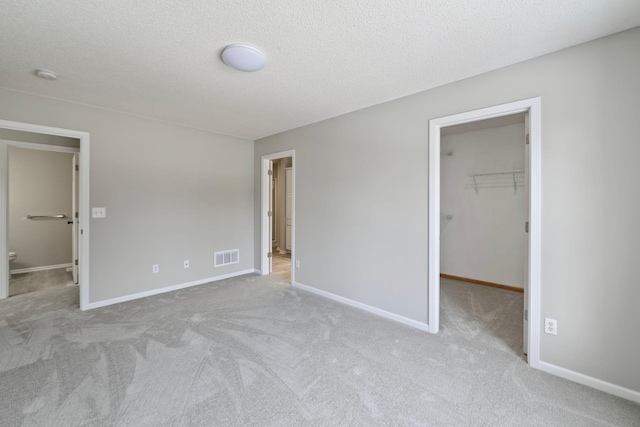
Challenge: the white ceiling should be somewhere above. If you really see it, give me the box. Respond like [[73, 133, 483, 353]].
[[2, 1, 639, 140]]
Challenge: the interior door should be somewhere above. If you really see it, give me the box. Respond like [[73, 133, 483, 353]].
[[285, 167, 292, 251], [523, 113, 530, 356], [72, 153, 79, 284], [268, 161, 273, 273]]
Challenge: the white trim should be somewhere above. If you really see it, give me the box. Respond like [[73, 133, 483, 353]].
[[1, 139, 79, 154], [0, 144, 7, 299], [11, 263, 73, 274], [293, 281, 430, 332], [538, 361, 640, 404], [0, 119, 90, 310], [84, 269, 258, 310], [261, 150, 295, 283], [428, 116, 441, 333], [428, 98, 542, 369]]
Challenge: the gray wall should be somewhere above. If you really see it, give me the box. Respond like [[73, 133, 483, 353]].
[[440, 123, 526, 288], [255, 28, 640, 392], [0, 89, 254, 303], [9, 147, 74, 269]]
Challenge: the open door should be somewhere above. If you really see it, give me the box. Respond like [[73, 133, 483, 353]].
[[523, 113, 530, 356], [285, 167, 292, 251], [267, 161, 274, 274], [72, 154, 79, 284]]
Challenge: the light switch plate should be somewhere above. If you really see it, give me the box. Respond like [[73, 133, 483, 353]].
[[92, 207, 106, 218]]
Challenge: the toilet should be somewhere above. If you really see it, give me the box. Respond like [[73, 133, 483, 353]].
[[9, 252, 16, 278]]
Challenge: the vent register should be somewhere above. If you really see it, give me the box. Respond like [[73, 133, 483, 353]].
[[214, 249, 239, 267]]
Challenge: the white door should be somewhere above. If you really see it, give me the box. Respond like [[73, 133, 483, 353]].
[[285, 167, 292, 251], [72, 154, 79, 284], [523, 114, 530, 356], [268, 161, 274, 273]]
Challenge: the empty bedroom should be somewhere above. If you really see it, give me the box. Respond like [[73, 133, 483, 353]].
[[1, 1, 639, 425]]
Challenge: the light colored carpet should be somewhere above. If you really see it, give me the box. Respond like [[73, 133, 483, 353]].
[[0, 274, 638, 426]]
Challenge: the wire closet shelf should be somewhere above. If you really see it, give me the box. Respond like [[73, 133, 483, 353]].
[[467, 170, 525, 193]]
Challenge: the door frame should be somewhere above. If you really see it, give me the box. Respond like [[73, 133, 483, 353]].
[[72, 153, 79, 284], [428, 97, 541, 368], [0, 119, 90, 310], [261, 150, 295, 282]]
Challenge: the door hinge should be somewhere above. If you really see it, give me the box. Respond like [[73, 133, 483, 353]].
[[267, 211, 273, 217], [525, 134, 530, 145], [268, 169, 273, 176], [525, 221, 529, 233], [524, 309, 528, 321], [267, 252, 272, 258], [75, 259, 78, 265]]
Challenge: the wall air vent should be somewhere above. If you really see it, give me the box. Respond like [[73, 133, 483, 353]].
[[214, 249, 239, 267]]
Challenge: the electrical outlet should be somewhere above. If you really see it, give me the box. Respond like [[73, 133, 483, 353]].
[[184, 260, 189, 269], [152, 264, 159, 273], [92, 207, 106, 218], [544, 317, 557, 335], [296, 260, 300, 268]]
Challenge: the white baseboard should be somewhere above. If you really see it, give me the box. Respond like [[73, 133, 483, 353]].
[[11, 263, 73, 274], [538, 361, 640, 404], [292, 281, 430, 332], [84, 269, 258, 310]]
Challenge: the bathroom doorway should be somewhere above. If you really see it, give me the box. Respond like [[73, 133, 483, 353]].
[[6, 143, 79, 296], [0, 119, 90, 309], [261, 150, 295, 283], [270, 157, 293, 282]]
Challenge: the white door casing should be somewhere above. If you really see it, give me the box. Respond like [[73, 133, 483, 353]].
[[268, 161, 274, 273], [72, 153, 79, 284], [523, 113, 530, 355], [285, 167, 292, 251], [428, 97, 541, 368]]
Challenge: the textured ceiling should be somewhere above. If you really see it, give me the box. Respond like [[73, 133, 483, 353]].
[[2, 1, 640, 140]]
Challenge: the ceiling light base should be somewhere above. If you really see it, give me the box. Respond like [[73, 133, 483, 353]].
[[222, 44, 266, 72]]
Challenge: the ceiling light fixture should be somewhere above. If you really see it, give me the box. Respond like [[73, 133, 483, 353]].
[[35, 69, 58, 80], [222, 44, 266, 72]]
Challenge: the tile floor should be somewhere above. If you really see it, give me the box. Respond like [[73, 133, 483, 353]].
[[9, 267, 75, 297], [271, 249, 291, 282]]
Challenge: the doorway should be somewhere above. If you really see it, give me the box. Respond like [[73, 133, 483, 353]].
[[428, 98, 541, 368], [6, 143, 79, 297], [0, 119, 90, 310], [261, 150, 295, 283], [439, 113, 527, 357]]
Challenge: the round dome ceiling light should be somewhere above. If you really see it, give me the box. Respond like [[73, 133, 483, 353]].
[[35, 69, 58, 80], [222, 44, 266, 72]]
